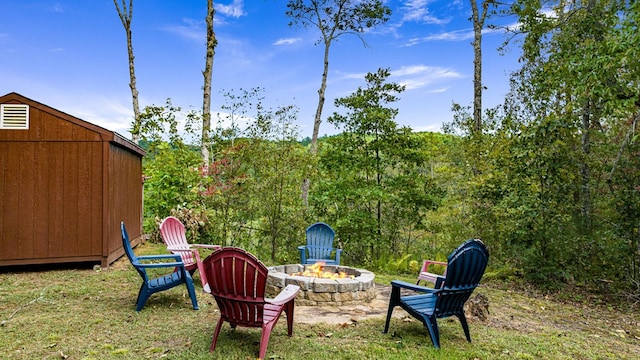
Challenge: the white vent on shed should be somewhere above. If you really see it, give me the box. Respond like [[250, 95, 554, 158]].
[[1, 104, 29, 129]]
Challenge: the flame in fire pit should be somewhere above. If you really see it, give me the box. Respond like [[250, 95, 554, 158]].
[[292, 262, 354, 279]]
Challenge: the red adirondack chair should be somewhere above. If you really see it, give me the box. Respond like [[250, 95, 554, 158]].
[[202, 247, 300, 359], [159, 216, 220, 293]]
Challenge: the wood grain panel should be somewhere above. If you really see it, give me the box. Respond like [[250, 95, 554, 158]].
[[18, 143, 35, 259], [48, 143, 64, 258], [32, 142, 50, 258]]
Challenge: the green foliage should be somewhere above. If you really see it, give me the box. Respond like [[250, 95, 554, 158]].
[[134, 3, 640, 300], [286, 0, 391, 44], [142, 142, 202, 240], [434, 1, 640, 295]]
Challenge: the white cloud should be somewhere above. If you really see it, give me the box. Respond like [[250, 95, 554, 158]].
[[62, 95, 134, 135], [427, 87, 449, 94], [160, 19, 203, 42], [392, 65, 462, 90], [273, 37, 302, 46], [335, 65, 462, 93], [403, 26, 503, 47], [215, 0, 246, 18], [401, 0, 451, 25], [51, 3, 64, 13]]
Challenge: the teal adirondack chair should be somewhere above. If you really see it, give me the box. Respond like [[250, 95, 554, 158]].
[[298, 222, 342, 265], [121, 222, 199, 311]]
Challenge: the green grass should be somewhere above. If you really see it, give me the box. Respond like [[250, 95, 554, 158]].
[[1, 242, 639, 359]]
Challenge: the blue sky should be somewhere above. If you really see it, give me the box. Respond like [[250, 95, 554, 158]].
[[0, 1, 520, 139]]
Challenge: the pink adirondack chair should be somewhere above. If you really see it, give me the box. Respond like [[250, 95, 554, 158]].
[[159, 216, 220, 293], [416, 259, 448, 287], [202, 247, 300, 359]]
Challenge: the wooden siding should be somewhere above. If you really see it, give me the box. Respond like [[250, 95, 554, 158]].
[[0, 141, 103, 263], [0, 92, 145, 267], [106, 144, 144, 264]]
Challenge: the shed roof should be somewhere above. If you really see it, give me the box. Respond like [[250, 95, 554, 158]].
[[0, 92, 145, 156]]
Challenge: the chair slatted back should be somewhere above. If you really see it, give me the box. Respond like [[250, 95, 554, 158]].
[[305, 222, 336, 260], [160, 216, 197, 265], [121, 222, 148, 282], [203, 247, 269, 327], [435, 239, 488, 317]]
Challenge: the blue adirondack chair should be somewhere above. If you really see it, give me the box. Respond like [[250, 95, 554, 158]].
[[298, 222, 342, 265], [121, 222, 199, 311], [383, 239, 489, 349]]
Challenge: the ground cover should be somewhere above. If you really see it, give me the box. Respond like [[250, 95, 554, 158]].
[[1, 242, 639, 359]]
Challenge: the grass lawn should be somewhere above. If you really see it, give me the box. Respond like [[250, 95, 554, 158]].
[[1, 242, 639, 359]]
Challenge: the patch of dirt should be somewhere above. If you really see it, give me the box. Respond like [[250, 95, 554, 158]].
[[296, 283, 640, 344], [295, 285, 398, 325]]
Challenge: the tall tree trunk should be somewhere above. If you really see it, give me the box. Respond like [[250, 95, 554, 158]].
[[113, 0, 141, 144], [302, 39, 331, 204], [580, 101, 592, 232], [470, 0, 491, 134], [202, 0, 217, 166], [311, 42, 330, 154]]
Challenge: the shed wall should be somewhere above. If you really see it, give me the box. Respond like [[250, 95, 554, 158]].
[[0, 140, 104, 264], [106, 144, 144, 264], [0, 92, 144, 267]]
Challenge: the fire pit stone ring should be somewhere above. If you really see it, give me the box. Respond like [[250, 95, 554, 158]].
[[266, 264, 376, 306]]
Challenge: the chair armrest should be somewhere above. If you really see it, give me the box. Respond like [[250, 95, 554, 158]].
[[420, 260, 448, 273], [168, 244, 220, 251], [137, 254, 182, 262], [191, 244, 221, 250], [298, 246, 307, 264], [391, 280, 436, 294], [266, 284, 300, 305], [135, 261, 185, 269], [165, 247, 198, 255]]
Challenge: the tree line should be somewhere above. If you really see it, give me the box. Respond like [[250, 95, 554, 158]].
[[117, 1, 639, 299]]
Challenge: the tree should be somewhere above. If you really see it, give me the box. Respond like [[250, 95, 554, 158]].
[[470, 0, 495, 134], [113, 0, 142, 144], [285, 0, 391, 153], [466, 0, 640, 289], [243, 104, 309, 262], [201, 0, 217, 166], [316, 68, 443, 264]]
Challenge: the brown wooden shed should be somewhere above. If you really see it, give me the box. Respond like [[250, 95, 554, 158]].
[[0, 92, 145, 268]]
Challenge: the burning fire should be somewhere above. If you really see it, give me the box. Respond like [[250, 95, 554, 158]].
[[292, 262, 354, 279]]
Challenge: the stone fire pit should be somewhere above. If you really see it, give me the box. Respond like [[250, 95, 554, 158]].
[[266, 264, 375, 306]]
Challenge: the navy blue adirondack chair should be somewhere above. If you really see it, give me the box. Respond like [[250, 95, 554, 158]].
[[298, 222, 342, 265], [121, 222, 199, 311], [383, 239, 489, 349]]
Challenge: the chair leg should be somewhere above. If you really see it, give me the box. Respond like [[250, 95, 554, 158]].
[[457, 313, 472, 342], [259, 323, 276, 360], [383, 285, 400, 333], [135, 286, 151, 312], [183, 271, 199, 310], [210, 318, 225, 352], [196, 262, 210, 293], [422, 315, 441, 349], [285, 301, 295, 336]]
